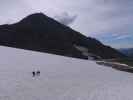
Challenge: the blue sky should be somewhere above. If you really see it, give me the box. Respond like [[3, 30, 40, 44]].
[[0, 0, 133, 48], [95, 33, 133, 49]]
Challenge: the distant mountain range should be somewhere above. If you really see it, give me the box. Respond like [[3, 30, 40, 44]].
[[0, 13, 125, 59], [119, 48, 133, 58]]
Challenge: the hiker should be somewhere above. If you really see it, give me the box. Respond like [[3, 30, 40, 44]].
[[36, 70, 40, 76], [32, 71, 36, 77]]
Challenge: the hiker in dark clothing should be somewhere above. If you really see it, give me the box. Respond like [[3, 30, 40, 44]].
[[32, 71, 36, 77], [36, 70, 40, 76]]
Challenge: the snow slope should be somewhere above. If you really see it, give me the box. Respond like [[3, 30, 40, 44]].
[[0, 46, 133, 100]]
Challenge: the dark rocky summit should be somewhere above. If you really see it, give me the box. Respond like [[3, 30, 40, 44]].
[[0, 13, 125, 59]]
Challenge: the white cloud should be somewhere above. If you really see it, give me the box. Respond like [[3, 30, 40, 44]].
[[54, 12, 77, 26], [115, 34, 132, 40]]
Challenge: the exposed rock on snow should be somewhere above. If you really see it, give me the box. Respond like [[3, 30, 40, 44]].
[[96, 61, 133, 73]]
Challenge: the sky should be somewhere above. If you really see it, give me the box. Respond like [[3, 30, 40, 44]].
[[0, 0, 133, 48]]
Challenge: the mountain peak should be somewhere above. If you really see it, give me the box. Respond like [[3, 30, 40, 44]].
[[0, 13, 125, 59], [26, 13, 46, 18], [18, 13, 49, 25]]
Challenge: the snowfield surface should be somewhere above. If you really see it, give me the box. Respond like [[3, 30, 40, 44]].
[[0, 46, 133, 100]]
